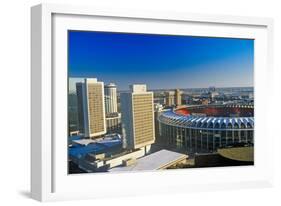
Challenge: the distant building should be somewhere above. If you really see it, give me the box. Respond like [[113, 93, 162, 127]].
[[104, 83, 118, 114], [165, 89, 182, 107], [175, 89, 182, 106], [76, 78, 106, 138], [209, 91, 219, 101], [182, 93, 191, 105], [209, 86, 216, 92], [165, 91, 175, 106], [121, 84, 155, 152]]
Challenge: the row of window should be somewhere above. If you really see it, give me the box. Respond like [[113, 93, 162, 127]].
[[159, 123, 254, 153]]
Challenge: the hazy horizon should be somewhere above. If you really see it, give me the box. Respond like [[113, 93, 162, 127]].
[[68, 77, 253, 93]]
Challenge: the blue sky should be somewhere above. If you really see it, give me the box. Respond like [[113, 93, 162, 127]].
[[68, 30, 254, 91]]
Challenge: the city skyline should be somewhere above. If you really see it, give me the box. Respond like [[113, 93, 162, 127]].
[[69, 77, 253, 94], [68, 31, 254, 91]]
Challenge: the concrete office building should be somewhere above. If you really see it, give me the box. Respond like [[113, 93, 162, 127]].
[[104, 83, 118, 114], [76, 78, 106, 138], [121, 84, 155, 152]]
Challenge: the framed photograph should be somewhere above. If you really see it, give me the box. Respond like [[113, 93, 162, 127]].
[[31, 3, 274, 201]]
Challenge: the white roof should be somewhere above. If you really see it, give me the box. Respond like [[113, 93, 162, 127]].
[[72, 139, 97, 146], [72, 134, 121, 146], [109, 149, 187, 172]]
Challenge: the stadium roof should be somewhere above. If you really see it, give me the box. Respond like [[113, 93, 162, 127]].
[[109, 149, 188, 172], [159, 109, 254, 129]]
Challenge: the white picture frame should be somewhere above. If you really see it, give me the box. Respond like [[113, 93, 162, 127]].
[[31, 3, 274, 202]]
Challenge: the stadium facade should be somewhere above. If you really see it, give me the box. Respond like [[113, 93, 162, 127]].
[[158, 105, 254, 153]]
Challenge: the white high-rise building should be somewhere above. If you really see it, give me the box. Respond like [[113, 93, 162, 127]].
[[104, 83, 118, 114], [76, 78, 106, 138], [121, 84, 155, 152]]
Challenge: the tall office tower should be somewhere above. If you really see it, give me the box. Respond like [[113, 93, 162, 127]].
[[175, 89, 182, 106], [104, 83, 118, 114], [165, 91, 175, 106], [76, 78, 106, 138], [121, 84, 155, 152]]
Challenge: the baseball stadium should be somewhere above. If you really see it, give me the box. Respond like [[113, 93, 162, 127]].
[[158, 105, 254, 153]]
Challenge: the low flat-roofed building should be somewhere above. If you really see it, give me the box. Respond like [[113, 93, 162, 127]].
[[69, 134, 122, 160], [109, 149, 188, 172]]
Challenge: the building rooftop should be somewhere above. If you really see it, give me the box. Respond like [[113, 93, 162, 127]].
[[105, 83, 117, 88], [68, 135, 82, 141], [69, 135, 122, 159], [130, 84, 147, 93], [72, 139, 97, 146], [85, 78, 98, 83], [109, 149, 188, 172], [158, 109, 254, 129]]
